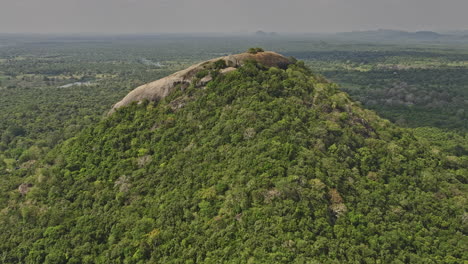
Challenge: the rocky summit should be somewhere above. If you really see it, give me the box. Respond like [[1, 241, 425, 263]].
[[110, 51, 293, 113]]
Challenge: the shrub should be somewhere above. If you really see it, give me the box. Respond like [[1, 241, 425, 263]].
[[195, 70, 209, 79], [212, 60, 227, 70], [247, 47, 265, 54]]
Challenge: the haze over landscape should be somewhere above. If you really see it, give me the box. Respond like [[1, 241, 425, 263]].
[[0, 1, 467, 263], [1, 0, 468, 33]]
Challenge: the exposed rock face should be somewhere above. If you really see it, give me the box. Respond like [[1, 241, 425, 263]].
[[109, 51, 292, 113]]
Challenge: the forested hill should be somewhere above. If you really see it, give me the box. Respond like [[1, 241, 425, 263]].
[[0, 51, 466, 263]]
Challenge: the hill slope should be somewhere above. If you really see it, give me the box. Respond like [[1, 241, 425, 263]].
[[0, 52, 466, 263]]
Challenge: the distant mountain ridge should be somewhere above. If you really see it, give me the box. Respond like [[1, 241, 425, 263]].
[[337, 29, 445, 40]]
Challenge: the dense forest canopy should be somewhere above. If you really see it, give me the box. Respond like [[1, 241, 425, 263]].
[[0, 50, 466, 263], [0, 35, 467, 262]]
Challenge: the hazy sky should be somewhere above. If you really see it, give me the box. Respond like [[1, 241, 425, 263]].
[[1, 0, 467, 33]]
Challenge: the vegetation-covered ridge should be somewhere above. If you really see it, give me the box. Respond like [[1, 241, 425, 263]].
[[0, 56, 466, 263]]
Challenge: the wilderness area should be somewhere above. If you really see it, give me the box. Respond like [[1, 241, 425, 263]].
[[0, 33, 467, 262]]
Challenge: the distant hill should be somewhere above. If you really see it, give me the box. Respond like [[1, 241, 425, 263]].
[[255, 30, 278, 36], [0, 50, 466, 263], [411, 30, 444, 39], [336, 29, 446, 41]]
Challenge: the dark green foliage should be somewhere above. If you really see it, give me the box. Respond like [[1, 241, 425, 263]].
[[212, 59, 227, 70], [0, 61, 466, 263], [247, 47, 265, 54], [195, 69, 209, 79]]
